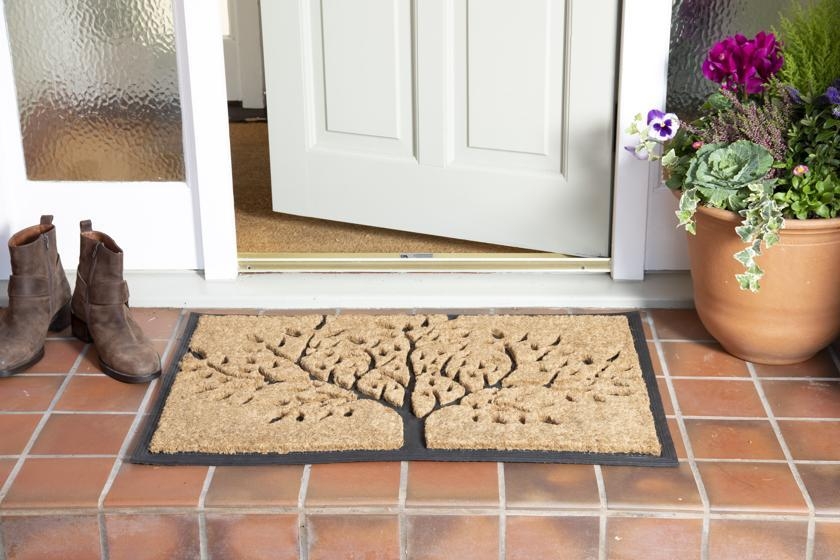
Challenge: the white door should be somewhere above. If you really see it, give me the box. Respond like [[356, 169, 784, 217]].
[[262, 0, 619, 256]]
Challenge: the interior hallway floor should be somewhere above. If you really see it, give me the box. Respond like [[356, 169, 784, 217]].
[[230, 122, 534, 255], [0, 307, 837, 558]]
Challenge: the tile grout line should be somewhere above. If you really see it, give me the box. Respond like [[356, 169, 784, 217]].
[[97, 310, 188, 512], [663, 375, 840, 382], [98, 512, 109, 560], [594, 464, 607, 560], [678, 416, 840, 422], [746, 361, 817, 560], [0, 504, 824, 520], [96, 311, 187, 560], [647, 313, 711, 560], [298, 464, 311, 560], [0, 343, 91, 505], [497, 462, 505, 560], [197, 466, 215, 560], [399, 461, 408, 560]]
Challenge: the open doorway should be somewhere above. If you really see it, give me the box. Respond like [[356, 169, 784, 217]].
[[220, 0, 615, 272]]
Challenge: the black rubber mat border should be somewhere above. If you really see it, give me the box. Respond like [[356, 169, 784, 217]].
[[131, 311, 677, 467]]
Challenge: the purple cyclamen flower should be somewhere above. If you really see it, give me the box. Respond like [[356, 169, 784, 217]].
[[646, 109, 680, 141], [702, 32, 783, 94]]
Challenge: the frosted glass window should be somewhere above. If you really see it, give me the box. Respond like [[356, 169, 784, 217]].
[[4, 0, 185, 181], [667, 0, 800, 117]]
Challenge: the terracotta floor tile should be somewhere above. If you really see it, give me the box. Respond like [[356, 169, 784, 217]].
[[104, 463, 208, 507], [76, 340, 169, 375], [0, 459, 16, 488], [0, 414, 42, 455], [0, 377, 64, 412], [30, 413, 132, 455], [306, 462, 400, 507], [778, 420, 840, 461], [656, 377, 674, 415], [650, 309, 711, 340], [1, 458, 114, 509], [1, 515, 101, 560], [406, 515, 498, 560], [307, 515, 399, 560], [647, 343, 663, 375], [206, 514, 298, 560], [660, 341, 749, 377], [667, 419, 687, 459], [504, 464, 599, 509], [754, 350, 840, 378], [406, 462, 498, 507], [54, 375, 148, 412], [698, 462, 808, 514], [602, 463, 702, 511], [814, 522, 840, 560], [685, 419, 784, 460], [129, 308, 183, 340], [21, 340, 85, 374], [606, 518, 702, 560], [708, 519, 808, 560], [205, 465, 303, 508], [796, 464, 840, 515], [506, 515, 599, 560], [672, 379, 765, 417], [105, 514, 199, 560], [763, 380, 840, 418]]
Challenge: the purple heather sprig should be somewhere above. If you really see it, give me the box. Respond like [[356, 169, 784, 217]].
[[702, 32, 783, 95]]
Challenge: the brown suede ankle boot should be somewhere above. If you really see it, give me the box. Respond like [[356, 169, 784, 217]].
[[70, 220, 161, 383], [0, 216, 72, 375]]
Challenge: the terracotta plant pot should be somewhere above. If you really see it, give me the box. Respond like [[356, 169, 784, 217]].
[[686, 203, 840, 365]]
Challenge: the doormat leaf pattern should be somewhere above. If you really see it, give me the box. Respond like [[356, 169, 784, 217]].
[[132, 312, 676, 466]]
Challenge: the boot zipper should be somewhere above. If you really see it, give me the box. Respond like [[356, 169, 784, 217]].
[[43, 235, 54, 316]]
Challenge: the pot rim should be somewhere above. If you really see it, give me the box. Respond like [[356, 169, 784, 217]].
[[673, 189, 840, 231]]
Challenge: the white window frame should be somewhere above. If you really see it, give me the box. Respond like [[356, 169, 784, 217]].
[[0, 0, 672, 283]]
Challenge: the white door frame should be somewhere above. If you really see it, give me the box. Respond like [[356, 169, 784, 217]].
[[0, 0, 673, 283]]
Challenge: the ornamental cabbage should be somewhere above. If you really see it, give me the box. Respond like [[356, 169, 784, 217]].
[[684, 140, 774, 209]]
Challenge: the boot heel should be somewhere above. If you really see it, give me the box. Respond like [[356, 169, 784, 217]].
[[71, 314, 94, 343], [49, 302, 72, 332]]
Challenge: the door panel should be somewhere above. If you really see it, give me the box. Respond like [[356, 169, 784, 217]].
[[466, 0, 552, 156], [262, 0, 618, 256], [454, 0, 564, 172], [309, 0, 414, 157]]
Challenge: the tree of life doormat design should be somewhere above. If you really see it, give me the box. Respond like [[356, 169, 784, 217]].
[[133, 313, 676, 467]]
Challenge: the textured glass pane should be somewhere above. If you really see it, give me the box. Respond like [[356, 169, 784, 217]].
[[4, 0, 185, 181], [668, 0, 800, 117]]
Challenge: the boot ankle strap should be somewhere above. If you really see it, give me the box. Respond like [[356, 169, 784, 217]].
[[8, 275, 49, 297], [89, 280, 130, 305]]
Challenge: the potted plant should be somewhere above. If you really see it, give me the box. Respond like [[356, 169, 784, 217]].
[[626, 0, 840, 364]]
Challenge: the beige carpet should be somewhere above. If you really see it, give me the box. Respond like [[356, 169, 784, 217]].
[[149, 313, 662, 456], [231, 122, 533, 254]]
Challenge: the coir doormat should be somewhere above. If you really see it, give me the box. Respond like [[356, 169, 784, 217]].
[[131, 312, 676, 467]]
